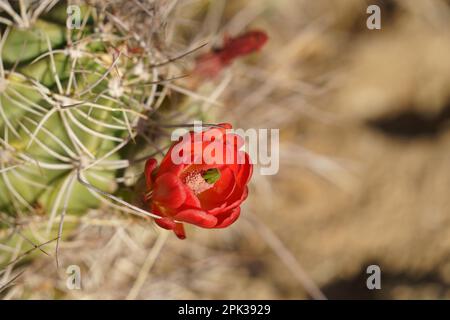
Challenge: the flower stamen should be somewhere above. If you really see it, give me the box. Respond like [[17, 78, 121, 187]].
[[184, 171, 215, 195]]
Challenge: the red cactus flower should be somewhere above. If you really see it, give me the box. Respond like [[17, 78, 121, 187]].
[[144, 124, 253, 239]]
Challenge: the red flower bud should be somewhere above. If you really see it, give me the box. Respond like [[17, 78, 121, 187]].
[[194, 30, 268, 78], [144, 124, 253, 239]]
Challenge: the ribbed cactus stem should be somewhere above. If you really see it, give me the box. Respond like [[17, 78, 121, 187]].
[[0, 0, 188, 268]]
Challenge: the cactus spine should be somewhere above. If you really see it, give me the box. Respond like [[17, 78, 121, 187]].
[[0, 0, 187, 266]]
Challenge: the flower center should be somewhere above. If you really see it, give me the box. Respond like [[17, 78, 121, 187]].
[[202, 168, 221, 184], [184, 168, 220, 195]]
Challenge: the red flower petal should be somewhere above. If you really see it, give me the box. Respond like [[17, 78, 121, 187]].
[[144, 158, 158, 189], [173, 223, 186, 239], [194, 53, 224, 78], [212, 166, 236, 196], [197, 166, 236, 210], [235, 154, 253, 187], [218, 123, 232, 130], [182, 185, 201, 209], [174, 209, 217, 228], [158, 143, 186, 177], [215, 207, 241, 228], [208, 186, 248, 216], [225, 133, 244, 151], [154, 217, 176, 230], [153, 173, 187, 208]]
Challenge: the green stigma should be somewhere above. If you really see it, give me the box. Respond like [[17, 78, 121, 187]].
[[202, 168, 221, 184]]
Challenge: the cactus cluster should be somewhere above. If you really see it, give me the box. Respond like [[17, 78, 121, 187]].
[[0, 0, 189, 267]]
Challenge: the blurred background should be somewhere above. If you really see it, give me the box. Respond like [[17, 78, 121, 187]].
[[3, 0, 450, 299]]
